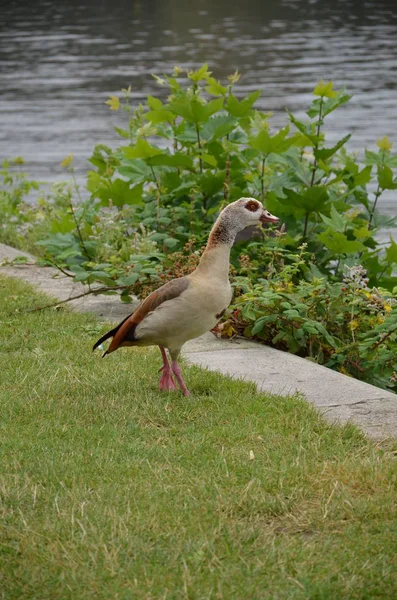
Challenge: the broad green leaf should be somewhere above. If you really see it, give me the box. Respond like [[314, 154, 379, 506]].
[[202, 154, 218, 168], [284, 185, 329, 212], [117, 159, 152, 183], [386, 236, 397, 265], [114, 126, 130, 139], [201, 115, 238, 142], [353, 225, 371, 241], [314, 134, 351, 162], [288, 112, 318, 145], [188, 63, 211, 82], [308, 93, 352, 118], [377, 165, 397, 190], [251, 317, 269, 335], [227, 91, 261, 117], [313, 80, 337, 98], [198, 171, 225, 196], [205, 77, 228, 96], [320, 205, 345, 233], [148, 152, 194, 170], [86, 171, 102, 194], [168, 97, 224, 124], [163, 237, 179, 248], [105, 95, 120, 110], [317, 230, 365, 254], [249, 126, 293, 154], [123, 272, 140, 285], [145, 109, 174, 124], [354, 165, 372, 186], [97, 179, 143, 207], [121, 138, 162, 160], [147, 95, 163, 110], [322, 93, 351, 117]]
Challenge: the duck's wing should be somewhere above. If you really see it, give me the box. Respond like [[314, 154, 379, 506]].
[[93, 277, 190, 356]]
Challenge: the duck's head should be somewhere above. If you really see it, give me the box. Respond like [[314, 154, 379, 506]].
[[222, 197, 279, 232]]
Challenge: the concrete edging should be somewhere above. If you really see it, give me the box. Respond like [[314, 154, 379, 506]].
[[1, 242, 396, 439]]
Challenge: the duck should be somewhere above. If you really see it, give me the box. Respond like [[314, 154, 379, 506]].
[[93, 198, 279, 396]]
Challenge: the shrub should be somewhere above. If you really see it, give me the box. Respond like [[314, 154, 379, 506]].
[[1, 65, 397, 390]]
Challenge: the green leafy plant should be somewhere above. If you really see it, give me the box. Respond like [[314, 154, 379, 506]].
[[217, 248, 397, 392], [2, 65, 397, 390]]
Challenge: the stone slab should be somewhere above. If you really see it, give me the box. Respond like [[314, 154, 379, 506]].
[[0, 243, 137, 321], [184, 335, 397, 439]]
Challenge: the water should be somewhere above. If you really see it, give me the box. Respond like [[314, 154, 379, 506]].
[[1, 0, 396, 238]]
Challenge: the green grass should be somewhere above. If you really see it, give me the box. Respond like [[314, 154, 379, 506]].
[[1, 274, 396, 600]]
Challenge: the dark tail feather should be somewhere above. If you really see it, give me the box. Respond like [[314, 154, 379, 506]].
[[92, 313, 132, 352]]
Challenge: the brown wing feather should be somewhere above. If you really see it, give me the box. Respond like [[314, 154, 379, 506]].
[[94, 277, 190, 356]]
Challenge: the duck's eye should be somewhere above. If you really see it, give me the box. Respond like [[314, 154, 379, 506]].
[[245, 200, 259, 212]]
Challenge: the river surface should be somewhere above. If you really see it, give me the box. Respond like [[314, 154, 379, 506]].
[[1, 0, 396, 237]]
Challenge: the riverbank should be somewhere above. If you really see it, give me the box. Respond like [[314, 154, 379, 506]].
[[2, 242, 396, 439]]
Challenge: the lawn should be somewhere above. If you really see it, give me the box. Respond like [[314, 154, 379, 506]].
[[0, 274, 396, 599]]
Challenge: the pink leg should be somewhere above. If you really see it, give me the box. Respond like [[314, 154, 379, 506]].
[[158, 347, 176, 392], [171, 360, 190, 397]]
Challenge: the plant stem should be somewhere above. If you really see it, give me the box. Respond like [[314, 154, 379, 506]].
[[370, 324, 397, 351], [17, 285, 128, 314], [260, 155, 267, 203], [224, 155, 230, 203], [303, 212, 310, 238], [149, 164, 161, 226], [196, 124, 203, 173], [302, 98, 323, 240], [368, 185, 382, 229], [68, 188, 91, 260], [310, 97, 323, 188]]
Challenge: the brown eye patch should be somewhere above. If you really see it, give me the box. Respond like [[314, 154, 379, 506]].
[[245, 200, 260, 212]]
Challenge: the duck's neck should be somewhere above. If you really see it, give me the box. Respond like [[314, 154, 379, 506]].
[[194, 216, 239, 280]]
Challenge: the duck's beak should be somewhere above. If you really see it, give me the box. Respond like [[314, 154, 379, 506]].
[[260, 209, 279, 224]]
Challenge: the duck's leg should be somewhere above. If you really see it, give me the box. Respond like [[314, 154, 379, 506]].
[[158, 346, 176, 392], [169, 350, 190, 397]]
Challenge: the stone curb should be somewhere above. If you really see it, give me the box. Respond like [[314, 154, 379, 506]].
[[1, 243, 396, 439]]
